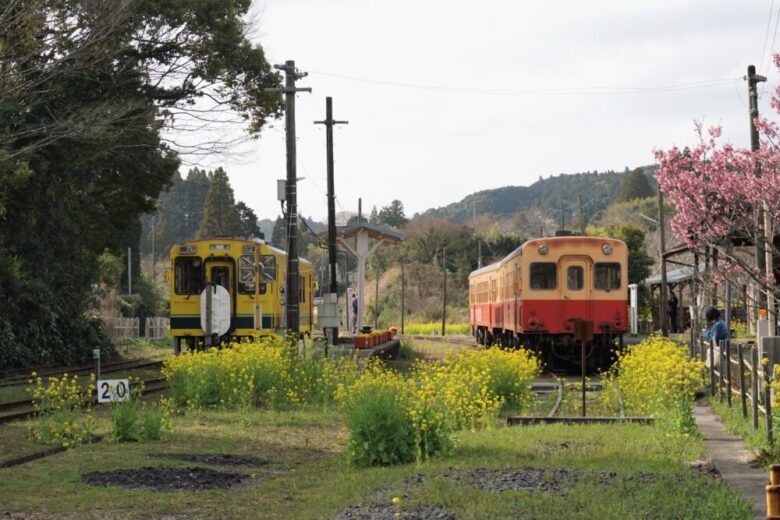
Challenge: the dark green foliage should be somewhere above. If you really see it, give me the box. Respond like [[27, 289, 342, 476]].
[[196, 168, 244, 239], [615, 168, 655, 203], [0, 1, 281, 368], [378, 200, 408, 228], [236, 202, 263, 239]]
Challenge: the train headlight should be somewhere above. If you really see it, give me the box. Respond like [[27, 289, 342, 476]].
[[538, 244, 549, 255], [602, 244, 613, 255]]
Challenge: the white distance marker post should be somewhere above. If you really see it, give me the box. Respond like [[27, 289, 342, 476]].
[[97, 379, 130, 403]]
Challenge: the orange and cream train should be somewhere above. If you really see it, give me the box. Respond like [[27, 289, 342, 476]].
[[468, 235, 628, 368]]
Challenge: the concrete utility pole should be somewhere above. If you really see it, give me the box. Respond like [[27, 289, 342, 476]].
[[401, 261, 405, 334], [442, 247, 447, 336], [315, 97, 348, 343], [748, 64, 768, 316], [267, 60, 311, 335], [659, 190, 669, 337]]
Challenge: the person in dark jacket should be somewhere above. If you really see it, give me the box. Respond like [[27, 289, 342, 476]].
[[668, 293, 679, 333], [351, 294, 358, 334]]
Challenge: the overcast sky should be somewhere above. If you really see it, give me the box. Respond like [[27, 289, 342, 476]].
[[178, 0, 778, 223]]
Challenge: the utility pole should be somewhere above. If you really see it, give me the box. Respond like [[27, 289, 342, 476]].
[[748, 64, 768, 317], [474, 192, 482, 268], [659, 190, 669, 337], [374, 272, 379, 329], [401, 261, 405, 334], [578, 193, 585, 235], [314, 96, 348, 343], [127, 246, 132, 295], [267, 60, 311, 335], [442, 247, 447, 336]]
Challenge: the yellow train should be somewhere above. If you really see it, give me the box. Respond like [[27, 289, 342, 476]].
[[168, 237, 315, 352]]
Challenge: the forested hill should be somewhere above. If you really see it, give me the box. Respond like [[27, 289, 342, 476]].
[[417, 166, 656, 224]]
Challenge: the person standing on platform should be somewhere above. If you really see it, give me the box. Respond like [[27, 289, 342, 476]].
[[668, 293, 679, 333], [351, 293, 358, 334]]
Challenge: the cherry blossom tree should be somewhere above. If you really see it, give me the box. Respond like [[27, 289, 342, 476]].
[[654, 55, 780, 313]]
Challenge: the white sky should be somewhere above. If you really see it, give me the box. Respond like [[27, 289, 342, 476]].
[[178, 0, 778, 223]]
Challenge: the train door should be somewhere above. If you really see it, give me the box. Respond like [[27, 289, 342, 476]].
[[204, 258, 235, 326], [560, 257, 591, 326]]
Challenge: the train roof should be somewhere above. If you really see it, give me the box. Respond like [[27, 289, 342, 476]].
[[468, 235, 627, 279], [175, 237, 313, 266]]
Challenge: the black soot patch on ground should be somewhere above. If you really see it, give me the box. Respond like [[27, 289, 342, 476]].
[[149, 453, 271, 467], [332, 503, 457, 520], [81, 466, 245, 491]]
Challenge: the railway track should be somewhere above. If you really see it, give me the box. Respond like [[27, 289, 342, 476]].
[[0, 358, 164, 389], [0, 377, 168, 425], [402, 334, 480, 348]]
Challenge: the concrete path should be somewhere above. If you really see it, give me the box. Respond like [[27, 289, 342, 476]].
[[694, 404, 767, 519]]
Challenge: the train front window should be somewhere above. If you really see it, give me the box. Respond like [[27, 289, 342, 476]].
[[211, 266, 230, 291], [530, 262, 557, 290], [174, 257, 203, 295], [238, 254, 271, 294], [594, 263, 621, 291], [567, 266, 584, 291]]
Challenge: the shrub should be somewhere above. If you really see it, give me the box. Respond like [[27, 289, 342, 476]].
[[112, 398, 140, 442], [337, 348, 540, 466], [604, 336, 705, 430], [27, 372, 95, 448], [336, 364, 420, 466], [162, 336, 363, 410]]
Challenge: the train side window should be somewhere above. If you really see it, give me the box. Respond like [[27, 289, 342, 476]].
[[174, 257, 203, 295], [594, 263, 621, 291], [567, 266, 584, 291], [530, 262, 557, 290]]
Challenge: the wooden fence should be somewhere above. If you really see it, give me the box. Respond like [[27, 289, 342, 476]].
[[104, 317, 169, 342], [694, 337, 774, 445]]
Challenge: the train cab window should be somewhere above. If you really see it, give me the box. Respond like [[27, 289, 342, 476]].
[[174, 257, 203, 295], [567, 266, 584, 291], [238, 255, 274, 294], [530, 262, 557, 290], [594, 263, 621, 291]]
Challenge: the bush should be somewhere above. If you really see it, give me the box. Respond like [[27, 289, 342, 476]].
[[27, 372, 96, 448], [162, 336, 363, 410], [337, 348, 540, 466], [336, 364, 420, 466], [603, 336, 705, 430]]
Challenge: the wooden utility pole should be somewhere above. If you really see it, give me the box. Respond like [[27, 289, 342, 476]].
[[314, 96, 348, 342], [268, 60, 311, 334], [442, 248, 447, 336], [748, 64, 768, 315], [659, 190, 669, 337]]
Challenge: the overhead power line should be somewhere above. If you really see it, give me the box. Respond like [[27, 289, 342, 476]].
[[308, 70, 738, 97]]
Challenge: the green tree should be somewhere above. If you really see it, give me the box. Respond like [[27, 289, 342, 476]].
[[197, 168, 243, 238], [271, 216, 287, 249], [236, 202, 262, 239], [378, 200, 408, 228], [615, 168, 654, 203], [369, 206, 379, 224], [0, 0, 282, 368]]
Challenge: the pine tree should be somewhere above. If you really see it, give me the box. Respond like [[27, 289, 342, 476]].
[[378, 199, 408, 228], [615, 168, 653, 203], [369, 206, 379, 224], [196, 167, 243, 238]]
